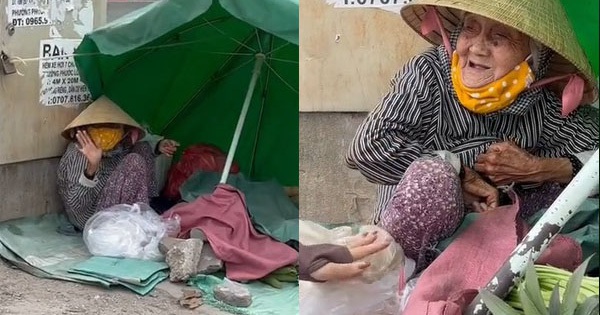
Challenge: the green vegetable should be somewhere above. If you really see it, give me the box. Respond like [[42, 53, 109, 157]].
[[259, 265, 298, 288], [481, 256, 599, 315]]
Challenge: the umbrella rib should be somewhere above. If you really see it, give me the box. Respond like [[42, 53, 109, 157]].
[[115, 15, 251, 74], [209, 34, 254, 82], [178, 16, 233, 35], [267, 57, 298, 64], [211, 58, 255, 82], [265, 42, 291, 56], [255, 29, 264, 52], [114, 40, 254, 75], [159, 33, 257, 134], [115, 16, 234, 72], [202, 17, 257, 53], [263, 61, 298, 94]]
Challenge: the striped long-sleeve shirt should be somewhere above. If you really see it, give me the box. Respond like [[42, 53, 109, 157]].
[[57, 134, 163, 229], [57, 142, 123, 229], [346, 46, 599, 223]]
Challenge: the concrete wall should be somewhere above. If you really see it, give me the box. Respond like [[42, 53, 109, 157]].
[[297, 0, 425, 224], [0, 0, 107, 164], [0, 2, 152, 222], [0, 159, 63, 222], [299, 0, 429, 112], [299, 112, 376, 224]]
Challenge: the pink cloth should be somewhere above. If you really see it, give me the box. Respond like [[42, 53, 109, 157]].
[[402, 193, 582, 315], [162, 184, 298, 281]]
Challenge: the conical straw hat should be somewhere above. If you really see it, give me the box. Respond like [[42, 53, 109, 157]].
[[400, 0, 598, 104], [62, 95, 145, 140]]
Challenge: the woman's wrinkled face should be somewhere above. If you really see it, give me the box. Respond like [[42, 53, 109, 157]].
[[455, 14, 531, 88]]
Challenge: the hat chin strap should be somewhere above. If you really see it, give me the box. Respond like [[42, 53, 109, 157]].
[[421, 6, 452, 59], [421, 5, 585, 117], [130, 128, 141, 144], [530, 74, 585, 116]]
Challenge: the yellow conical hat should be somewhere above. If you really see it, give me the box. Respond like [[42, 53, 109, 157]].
[[400, 0, 598, 104], [61, 95, 145, 140]]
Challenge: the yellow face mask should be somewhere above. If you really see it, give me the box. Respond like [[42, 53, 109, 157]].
[[87, 126, 124, 152], [450, 52, 535, 115]]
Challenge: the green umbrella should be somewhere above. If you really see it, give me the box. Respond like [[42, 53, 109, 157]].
[[74, 0, 299, 186], [560, 0, 599, 78]]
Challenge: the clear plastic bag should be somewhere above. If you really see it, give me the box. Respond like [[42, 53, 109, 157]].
[[162, 213, 181, 237], [83, 203, 180, 261], [298, 220, 353, 246], [399, 275, 420, 313], [300, 266, 402, 315], [338, 225, 404, 284]]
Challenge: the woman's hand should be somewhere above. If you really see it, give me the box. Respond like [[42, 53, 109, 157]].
[[158, 139, 180, 157], [462, 166, 499, 213], [475, 142, 573, 184], [474, 141, 539, 185], [310, 232, 391, 282], [75, 130, 102, 177]]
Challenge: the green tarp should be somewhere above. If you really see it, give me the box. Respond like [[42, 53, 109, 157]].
[[0, 214, 167, 295], [189, 274, 299, 315]]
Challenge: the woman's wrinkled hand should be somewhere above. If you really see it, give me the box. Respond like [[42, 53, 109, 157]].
[[462, 166, 499, 213], [158, 139, 180, 157], [75, 129, 102, 176], [474, 141, 540, 185], [310, 231, 391, 282]]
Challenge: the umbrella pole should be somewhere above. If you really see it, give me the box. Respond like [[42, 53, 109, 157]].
[[220, 53, 266, 184], [466, 149, 600, 314]]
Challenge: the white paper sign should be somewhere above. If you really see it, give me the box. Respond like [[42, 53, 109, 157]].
[[7, 0, 52, 28], [39, 39, 92, 106]]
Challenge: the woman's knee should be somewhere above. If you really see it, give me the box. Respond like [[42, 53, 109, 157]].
[[379, 157, 464, 253], [389, 157, 462, 214], [120, 153, 148, 173], [132, 142, 153, 156]]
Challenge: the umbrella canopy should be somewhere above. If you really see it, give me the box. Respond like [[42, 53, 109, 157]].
[[74, 0, 299, 186]]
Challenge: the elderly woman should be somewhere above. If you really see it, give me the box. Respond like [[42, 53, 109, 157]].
[[346, 0, 599, 270], [57, 96, 180, 230]]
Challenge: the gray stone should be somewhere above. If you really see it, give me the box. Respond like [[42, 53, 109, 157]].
[[196, 243, 223, 274], [190, 228, 207, 241], [165, 239, 204, 282], [158, 237, 185, 255], [213, 282, 252, 308]]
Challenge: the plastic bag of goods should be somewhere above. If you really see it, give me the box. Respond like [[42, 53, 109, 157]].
[[83, 203, 180, 261]]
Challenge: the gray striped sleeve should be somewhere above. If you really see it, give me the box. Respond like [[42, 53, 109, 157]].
[[140, 132, 164, 156], [535, 93, 599, 158], [346, 55, 437, 185], [57, 143, 102, 229]]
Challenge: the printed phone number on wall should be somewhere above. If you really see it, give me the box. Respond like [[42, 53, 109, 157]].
[[340, 0, 407, 5], [11, 16, 50, 27], [45, 93, 91, 106]]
